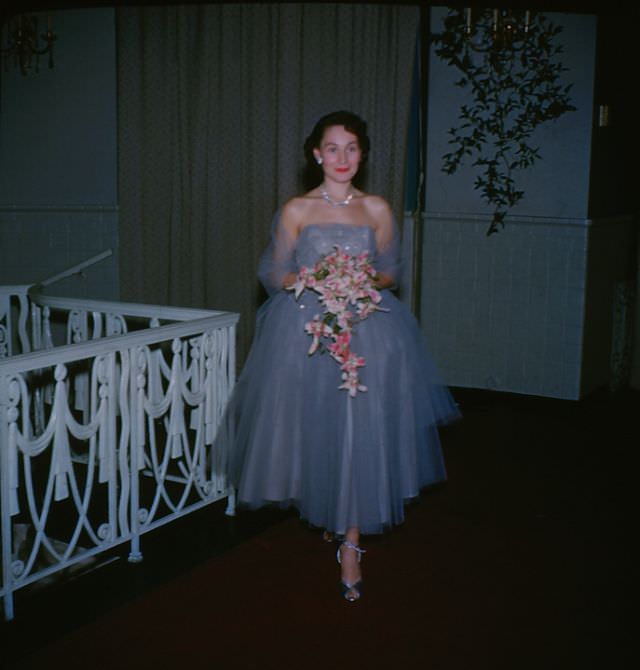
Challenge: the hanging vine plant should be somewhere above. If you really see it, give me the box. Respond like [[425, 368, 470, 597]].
[[431, 9, 576, 235]]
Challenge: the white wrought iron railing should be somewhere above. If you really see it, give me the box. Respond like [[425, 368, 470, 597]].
[[0, 286, 239, 620]]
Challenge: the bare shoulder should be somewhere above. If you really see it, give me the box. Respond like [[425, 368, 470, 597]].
[[280, 196, 311, 235], [360, 194, 393, 230]]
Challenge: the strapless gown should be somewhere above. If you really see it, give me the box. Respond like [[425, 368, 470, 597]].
[[219, 221, 460, 535]]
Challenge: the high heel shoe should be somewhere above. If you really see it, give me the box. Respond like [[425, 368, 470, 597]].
[[337, 541, 366, 602]]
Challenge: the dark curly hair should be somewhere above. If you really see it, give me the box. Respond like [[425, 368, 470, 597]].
[[302, 110, 370, 188]]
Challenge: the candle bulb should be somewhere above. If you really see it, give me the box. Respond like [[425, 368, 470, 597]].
[[465, 8, 472, 34], [524, 10, 530, 33], [493, 9, 499, 32]]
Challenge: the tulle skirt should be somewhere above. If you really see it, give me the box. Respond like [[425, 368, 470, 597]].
[[218, 288, 460, 535]]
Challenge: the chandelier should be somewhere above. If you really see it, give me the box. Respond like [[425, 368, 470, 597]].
[[462, 7, 532, 52], [1, 13, 56, 75]]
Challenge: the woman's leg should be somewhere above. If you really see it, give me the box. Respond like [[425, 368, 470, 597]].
[[338, 527, 363, 597]]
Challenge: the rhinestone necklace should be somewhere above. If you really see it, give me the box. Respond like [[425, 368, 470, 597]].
[[320, 188, 353, 207]]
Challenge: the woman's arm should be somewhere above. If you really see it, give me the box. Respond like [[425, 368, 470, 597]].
[[257, 201, 302, 295], [278, 200, 302, 288], [366, 196, 398, 290]]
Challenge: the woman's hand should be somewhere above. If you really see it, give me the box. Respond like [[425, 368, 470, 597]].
[[374, 272, 395, 290], [282, 272, 298, 288]]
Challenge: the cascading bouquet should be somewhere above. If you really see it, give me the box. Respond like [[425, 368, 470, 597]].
[[287, 245, 387, 397]]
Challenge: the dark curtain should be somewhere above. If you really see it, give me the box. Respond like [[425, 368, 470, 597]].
[[117, 3, 419, 364]]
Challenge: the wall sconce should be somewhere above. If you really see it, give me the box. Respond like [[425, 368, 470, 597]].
[[1, 13, 57, 76]]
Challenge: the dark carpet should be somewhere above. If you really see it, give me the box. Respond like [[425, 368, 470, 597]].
[[1, 388, 635, 670]]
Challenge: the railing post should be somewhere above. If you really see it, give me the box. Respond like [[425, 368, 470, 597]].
[[225, 490, 236, 517], [0, 293, 9, 359], [16, 293, 30, 356], [127, 346, 143, 563], [225, 325, 237, 516], [0, 287, 31, 358], [0, 375, 15, 620]]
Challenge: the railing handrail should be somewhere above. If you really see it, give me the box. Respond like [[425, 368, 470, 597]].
[[0, 285, 32, 295], [28, 290, 226, 322], [0, 312, 239, 376]]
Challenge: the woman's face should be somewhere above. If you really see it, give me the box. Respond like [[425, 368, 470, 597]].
[[313, 125, 362, 183]]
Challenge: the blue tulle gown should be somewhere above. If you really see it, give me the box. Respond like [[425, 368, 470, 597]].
[[219, 214, 460, 535]]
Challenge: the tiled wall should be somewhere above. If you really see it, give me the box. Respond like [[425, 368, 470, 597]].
[[0, 206, 119, 301], [411, 213, 636, 400]]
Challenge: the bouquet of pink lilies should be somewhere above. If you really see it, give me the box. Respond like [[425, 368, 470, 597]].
[[287, 246, 386, 397]]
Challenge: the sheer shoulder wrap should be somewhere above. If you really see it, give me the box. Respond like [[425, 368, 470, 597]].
[[373, 216, 402, 284], [257, 210, 297, 296], [257, 211, 403, 294]]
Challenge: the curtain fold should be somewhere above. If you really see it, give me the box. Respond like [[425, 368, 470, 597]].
[[117, 3, 419, 364]]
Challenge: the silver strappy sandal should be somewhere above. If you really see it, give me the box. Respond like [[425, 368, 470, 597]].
[[336, 541, 366, 602]]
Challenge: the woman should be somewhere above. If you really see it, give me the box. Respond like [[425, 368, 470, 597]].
[[221, 111, 460, 602]]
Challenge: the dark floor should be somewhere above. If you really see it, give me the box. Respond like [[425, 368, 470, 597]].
[[1, 387, 635, 670]]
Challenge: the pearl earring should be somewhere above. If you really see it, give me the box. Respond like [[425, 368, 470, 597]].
[[316, 157, 323, 165]]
